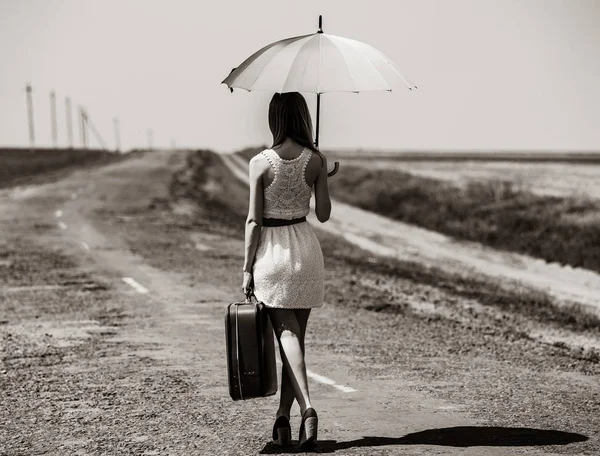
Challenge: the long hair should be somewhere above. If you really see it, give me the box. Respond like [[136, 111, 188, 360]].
[[268, 92, 324, 165]]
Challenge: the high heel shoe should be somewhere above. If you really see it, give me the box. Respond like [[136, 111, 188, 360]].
[[298, 408, 318, 450], [272, 416, 292, 446]]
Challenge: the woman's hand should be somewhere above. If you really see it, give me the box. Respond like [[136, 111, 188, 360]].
[[242, 271, 254, 297]]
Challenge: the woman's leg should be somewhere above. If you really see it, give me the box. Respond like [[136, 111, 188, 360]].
[[268, 308, 313, 415], [275, 309, 311, 418]]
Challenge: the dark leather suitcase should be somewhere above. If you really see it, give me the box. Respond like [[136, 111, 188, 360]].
[[225, 293, 277, 400]]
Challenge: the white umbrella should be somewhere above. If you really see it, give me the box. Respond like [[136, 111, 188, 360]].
[[222, 16, 417, 176]]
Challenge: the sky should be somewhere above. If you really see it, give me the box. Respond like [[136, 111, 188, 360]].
[[1, 0, 599, 153]]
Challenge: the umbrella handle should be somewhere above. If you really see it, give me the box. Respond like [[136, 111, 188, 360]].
[[328, 161, 340, 177]]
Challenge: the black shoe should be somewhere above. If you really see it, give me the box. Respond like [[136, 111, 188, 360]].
[[272, 416, 292, 446], [298, 408, 318, 450]]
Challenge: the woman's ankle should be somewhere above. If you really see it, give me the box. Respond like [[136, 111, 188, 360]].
[[300, 402, 314, 416], [275, 409, 291, 420]]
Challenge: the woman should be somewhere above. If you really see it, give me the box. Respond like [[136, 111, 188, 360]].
[[241, 92, 331, 450]]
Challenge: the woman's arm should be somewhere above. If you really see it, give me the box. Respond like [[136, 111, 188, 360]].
[[243, 157, 264, 274], [314, 154, 331, 223]]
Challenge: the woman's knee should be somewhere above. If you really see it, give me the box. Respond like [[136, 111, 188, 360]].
[[269, 309, 301, 338], [278, 328, 301, 345]]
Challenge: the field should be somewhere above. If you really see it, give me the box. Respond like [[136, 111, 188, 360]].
[[336, 156, 600, 200], [325, 164, 600, 274], [0, 147, 134, 188]]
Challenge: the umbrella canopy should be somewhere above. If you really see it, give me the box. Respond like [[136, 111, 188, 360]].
[[222, 32, 417, 94], [222, 16, 417, 176]]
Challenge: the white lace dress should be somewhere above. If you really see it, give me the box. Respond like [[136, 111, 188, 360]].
[[251, 147, 324, 309]]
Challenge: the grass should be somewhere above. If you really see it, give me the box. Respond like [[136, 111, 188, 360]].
[[327, 166, 600, 274], [0, 147, 127, 188], [173, 149, 600, 333]]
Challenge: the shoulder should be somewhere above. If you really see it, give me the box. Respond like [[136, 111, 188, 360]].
[[249, 151, 270, 175], [307, 150, 327, 170], [250, 150, 269, 166]]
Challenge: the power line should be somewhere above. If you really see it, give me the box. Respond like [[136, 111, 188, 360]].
[[84, 110, 108, 149]]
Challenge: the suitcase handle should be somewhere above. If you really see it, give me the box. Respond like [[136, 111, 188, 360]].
[[245, 289, 257, 303]]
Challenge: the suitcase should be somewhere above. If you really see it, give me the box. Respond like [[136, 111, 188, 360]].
[[225, 292, 277, 400]]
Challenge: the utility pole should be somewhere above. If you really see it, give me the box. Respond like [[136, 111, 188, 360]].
[[79, 106, 88, 148], [65, 96, 73, 148], [147, 129, 153, 151], [25, 83, 35, 151], [50, 91, 58, 148], [113, 117, 121, 153]]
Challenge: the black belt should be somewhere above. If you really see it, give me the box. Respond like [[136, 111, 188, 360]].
[[262, 217, 306, 227]]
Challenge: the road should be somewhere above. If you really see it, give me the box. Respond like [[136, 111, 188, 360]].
[[1, 149, 597, 455]]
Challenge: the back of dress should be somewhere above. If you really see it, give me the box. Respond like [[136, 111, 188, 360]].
[[261, 148, 312, 220], [252, 146, 324, 309]]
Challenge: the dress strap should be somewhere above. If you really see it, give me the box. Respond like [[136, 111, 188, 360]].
[[261, 149, 280, 173], [301, 148, 312, 186]]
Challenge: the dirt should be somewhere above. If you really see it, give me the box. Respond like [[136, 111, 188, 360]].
[[1, 149, 599, 455]]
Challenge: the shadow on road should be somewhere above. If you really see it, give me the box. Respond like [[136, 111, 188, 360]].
[[260, 426, 588, 453]]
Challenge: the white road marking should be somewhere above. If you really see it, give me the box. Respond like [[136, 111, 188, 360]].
[[81, 241, 90, 251], [334, 384, 358, 393], [54, 210, 63, 217], [122, 277, 149, 294], [306, 370, 336, 385], [306, 369, 357, 393], [58, 221, 68, 230], [274, 363, 357, 393]]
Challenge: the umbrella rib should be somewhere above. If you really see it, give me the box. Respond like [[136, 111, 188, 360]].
[[250, 36, 310, 89], [327, 36, 358, 92], [222, 38, 287, 85], [281, 36, 314, 93], [227, 34, 310, 89], [369, 46, 417, 89], [343, 39, 390, 91], [253, 35, 313, 90]]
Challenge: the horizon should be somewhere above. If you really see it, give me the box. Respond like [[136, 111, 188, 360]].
[[4, 145, 600, 156]]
